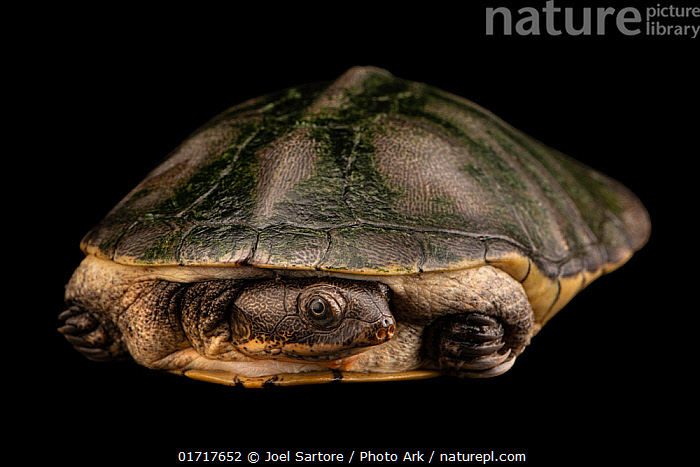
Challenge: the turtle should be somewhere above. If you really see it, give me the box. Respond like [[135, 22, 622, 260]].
[[59, 66, 650, 387]]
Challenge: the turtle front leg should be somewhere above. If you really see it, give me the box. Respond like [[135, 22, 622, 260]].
[[393, 265, 535, 378], [59, 304, 126, 361], [424, 313, 516, 377], [425, 267, 535, 377]]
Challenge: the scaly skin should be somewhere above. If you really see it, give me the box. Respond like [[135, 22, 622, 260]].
[[61, 255, 534, 382]]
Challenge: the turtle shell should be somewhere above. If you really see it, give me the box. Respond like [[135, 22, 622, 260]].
[[82, 66, 650, 324]]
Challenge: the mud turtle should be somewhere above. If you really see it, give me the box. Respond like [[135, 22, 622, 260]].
[[60, 66, 650, 387]]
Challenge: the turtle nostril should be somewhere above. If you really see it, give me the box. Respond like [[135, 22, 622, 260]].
[[374, 318, 396, 342]]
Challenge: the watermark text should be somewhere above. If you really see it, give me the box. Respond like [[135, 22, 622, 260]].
[[486, 1, 700, 38]]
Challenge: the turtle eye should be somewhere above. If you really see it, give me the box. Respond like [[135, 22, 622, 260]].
[[308, 297, 327, 316], [299, 288, 345, 330], [305, 295, 341, 329]]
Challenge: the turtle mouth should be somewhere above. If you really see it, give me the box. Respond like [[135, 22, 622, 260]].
[[238, 340, 382, 364], [235, 314, 397, 362]]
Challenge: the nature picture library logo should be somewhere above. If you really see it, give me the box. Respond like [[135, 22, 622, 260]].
[[485, 1, 700, 38]]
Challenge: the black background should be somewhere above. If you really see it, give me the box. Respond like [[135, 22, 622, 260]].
[[17, 1, 694, 464]]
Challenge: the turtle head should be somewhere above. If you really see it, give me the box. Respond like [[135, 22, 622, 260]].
[[231, 278, 396, 363]]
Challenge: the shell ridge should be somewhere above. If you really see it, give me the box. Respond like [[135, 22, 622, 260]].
[[339, 129, 363, 225], [465, 129, 542, 256], [402, 93, 541, 255], [523, 141, 644, 268], [175, 223, 198, 265], [248, 228, 260, 266], [598, 209, 633, 266], [174, 127, 262, 219], [505, 137, 606, 263], [499, 146, 591, 261], [110, 220, 140, 261], [425, 88, 606, 274], [314, 230, 334, 270]]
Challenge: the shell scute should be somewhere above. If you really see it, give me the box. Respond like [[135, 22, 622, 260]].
[[82, 66, 650, 290]]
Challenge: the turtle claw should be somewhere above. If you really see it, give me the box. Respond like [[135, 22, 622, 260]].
[[462, 353, 517, 378], [426, 312, 516, 378], [59, 305, 124, 361], [443, 348, 512, 371]]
